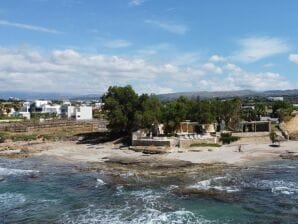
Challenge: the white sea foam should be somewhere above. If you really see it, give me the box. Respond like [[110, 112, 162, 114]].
[[257, 180, 298, 195], [187, 176, 240, 193], [60, 206, 214, 224], [95, 178, 106, 187], [0, 167, 39, 176]]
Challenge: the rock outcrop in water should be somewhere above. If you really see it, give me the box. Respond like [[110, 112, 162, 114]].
[[280, 151, 298, 160]]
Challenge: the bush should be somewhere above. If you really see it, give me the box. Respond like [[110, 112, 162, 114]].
[[220, 133, 240, 144], [11, 134, 38, 142], [0, 132, 7, 143]]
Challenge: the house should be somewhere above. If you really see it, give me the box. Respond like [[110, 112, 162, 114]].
[[41, 104, 61, 115], [15, 102, 31, 119], [75, 106, 93, 120], [268, 96, 284, 101], [61, 104, 92, 120]]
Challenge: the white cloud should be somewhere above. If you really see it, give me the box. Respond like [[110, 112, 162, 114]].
[[224, 63, 242, 74], [0, 47, 203, 94], [234, 36, 289, 63], [209, 54, 225, 62], [0, 47, 295, 94], [202, 63, 222, 74], [145, 19, 188, 35], [0, 20, 61, 34], [102, 39, 132, 48], [263, 63, 275, 68], [289, 54, 298, 64], [129, 0, 146, 6]]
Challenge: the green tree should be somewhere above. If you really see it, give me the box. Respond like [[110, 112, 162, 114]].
[[135, 94, 162, 129], [216, 98, 242, 131], [161, 97, 191, 134], [272, 100, 293, 121], [255, 103, 266, 117], [101, 85, 139, 134]]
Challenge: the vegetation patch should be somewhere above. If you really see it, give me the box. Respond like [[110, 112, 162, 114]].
[[10, 134, 38, 142], [0, 132, 8, 143], [220, 133, 240, 144], [190, 143, 221, 147]]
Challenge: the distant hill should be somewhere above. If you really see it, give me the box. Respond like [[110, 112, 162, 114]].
[[0, 91, 101, 101], [70, 94, 101, 101], [1, 89, 297, 101], [157, 89, 298, 101]]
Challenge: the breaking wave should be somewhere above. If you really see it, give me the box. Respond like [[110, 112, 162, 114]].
[[255, 180, 298, 195], [187, 176, 241, 193], [60, 206, 213, 224], [0, 167, 39, 176]]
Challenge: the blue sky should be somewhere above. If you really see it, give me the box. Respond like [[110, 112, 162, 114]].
[[0, 0, 298, 94]]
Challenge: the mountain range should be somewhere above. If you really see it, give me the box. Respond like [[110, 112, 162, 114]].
[[0, 89, 298, 101], [157, 89, 298, 101]]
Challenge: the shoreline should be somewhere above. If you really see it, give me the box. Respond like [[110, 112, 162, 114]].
[[0, 139, 297, 170]]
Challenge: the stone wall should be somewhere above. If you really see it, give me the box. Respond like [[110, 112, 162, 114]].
[[179, 137, 218, 148], [132, 138, 177, 147], [232, 132, 269, 138], [0, 119, 106, 133]]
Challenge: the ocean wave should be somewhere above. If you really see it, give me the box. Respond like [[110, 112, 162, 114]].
[[0, 167, 39, 176], [256, 180, 298, 195], [59, 206, 214, 224], [187, 176, 240, 193]]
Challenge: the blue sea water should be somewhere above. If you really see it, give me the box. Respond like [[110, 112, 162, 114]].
[[0, 157, 297, 224]]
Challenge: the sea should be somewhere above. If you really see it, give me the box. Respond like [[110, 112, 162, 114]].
[[0, 156, 297, 224]]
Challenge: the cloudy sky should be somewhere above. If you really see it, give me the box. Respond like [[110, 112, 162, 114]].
[[0, 0, 298, 94]]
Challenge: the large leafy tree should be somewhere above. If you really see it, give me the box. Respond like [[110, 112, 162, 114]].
[[215, 98, 242, 130], [192, 100, 216, 124], [162, 96, 191, 133], [101, 85, 139, 134], [135, 94, 162, 129], [272, 100, 293, 121]]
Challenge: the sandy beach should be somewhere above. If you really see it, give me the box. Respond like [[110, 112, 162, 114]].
[[0, 138, 297, 167]]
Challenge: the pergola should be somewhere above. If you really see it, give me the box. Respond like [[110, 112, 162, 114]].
[[240, 121, 271, 132]]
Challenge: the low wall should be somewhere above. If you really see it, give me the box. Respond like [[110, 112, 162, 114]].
[[132, 139, 173, 147], [232, 132, 269, 138], [0, 119, 107, 133], [232, 132, 270, 144], [179, 137, 218, 148]]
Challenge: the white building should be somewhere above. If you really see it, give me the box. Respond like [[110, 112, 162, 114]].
[[61, 104, 92, 120], [15, 101, 31, 120], [34, 100, 49, 108], [41, 104, 61, 115], [75, 106, 93, 120], [268, 97, 284, 101]]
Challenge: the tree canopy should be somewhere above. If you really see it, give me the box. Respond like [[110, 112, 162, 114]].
[[101, 85, 288, 135]]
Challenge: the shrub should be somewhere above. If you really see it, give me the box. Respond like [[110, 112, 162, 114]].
[[270, 130, 277, 144], [0, 132, 7, 143], [11, 134, 38, 142], [220, 133, 240, 144]]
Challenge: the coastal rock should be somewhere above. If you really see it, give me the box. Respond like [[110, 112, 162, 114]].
[[280, 152, 298, 160], [0, 176, 5, 181], [105, 156, 193, 169], [175, 187, 240, 202]]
